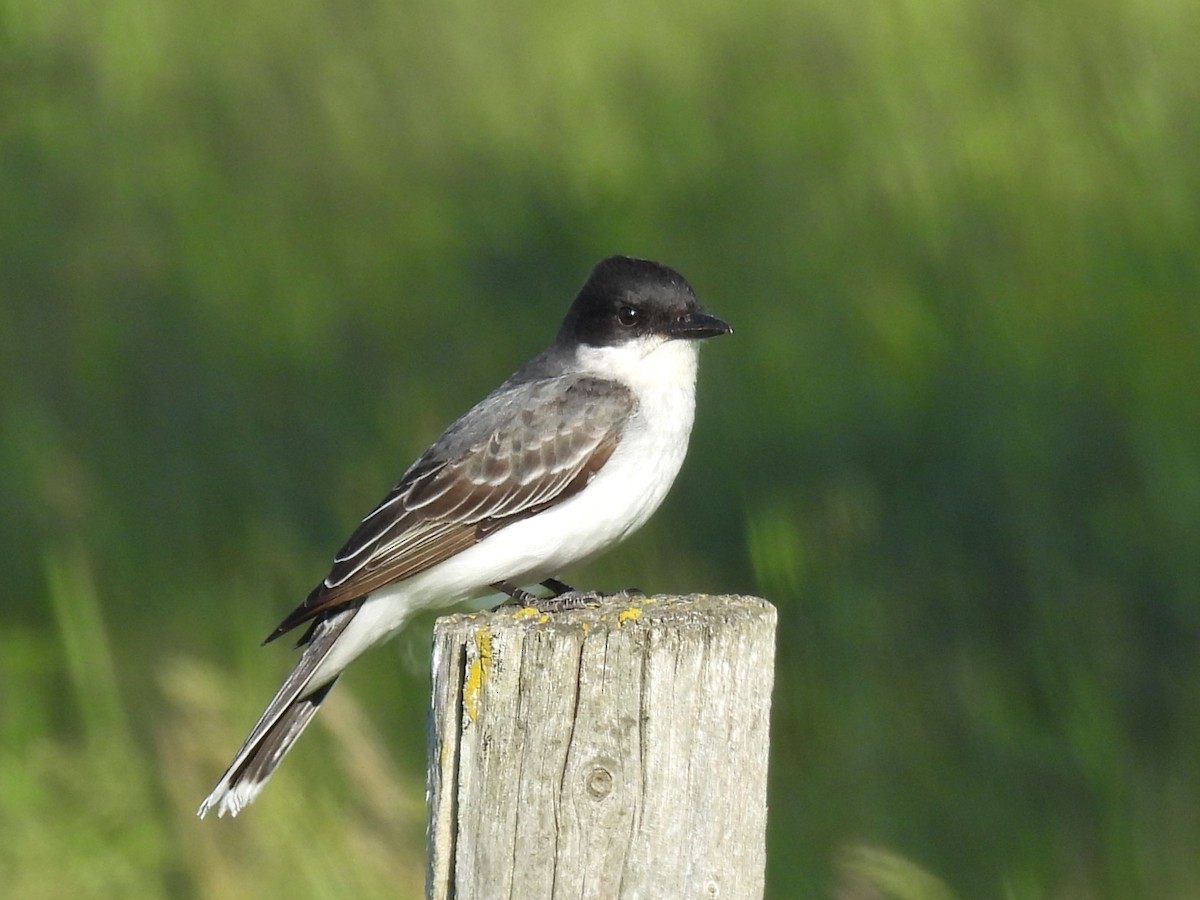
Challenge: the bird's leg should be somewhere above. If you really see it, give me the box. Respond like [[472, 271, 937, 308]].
[[492, 578, 604, 613], [493, 578, 647, 614], [492, 581, 542, 606], [540, 578, 575, 596], [542, 578, 644, 606], [537, 577, 608, 609]]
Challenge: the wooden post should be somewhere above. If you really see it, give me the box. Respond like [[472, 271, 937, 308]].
[[427, 593, 776, 900]]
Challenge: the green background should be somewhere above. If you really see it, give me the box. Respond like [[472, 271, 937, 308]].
[[3, 0, 1198, 895]]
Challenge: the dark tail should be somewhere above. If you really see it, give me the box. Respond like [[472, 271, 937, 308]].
[[197, 606, 357, 817]]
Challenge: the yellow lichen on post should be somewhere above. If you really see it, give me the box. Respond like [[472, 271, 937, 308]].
[[461, 627, 492, 722], [510, 606, 550, 624]]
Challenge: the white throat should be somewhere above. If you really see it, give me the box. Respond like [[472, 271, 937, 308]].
[[573, 334, 701, 407]]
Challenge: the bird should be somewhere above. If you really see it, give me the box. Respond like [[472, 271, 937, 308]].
[[197, 255, 732, 817]]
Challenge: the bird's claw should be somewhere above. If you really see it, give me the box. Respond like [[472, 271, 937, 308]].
[[492, 580, 641, 613]]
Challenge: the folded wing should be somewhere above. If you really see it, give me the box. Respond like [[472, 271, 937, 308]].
[[265, 375, 635, 643]]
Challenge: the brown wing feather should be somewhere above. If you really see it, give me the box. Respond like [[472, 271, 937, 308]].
[[265, 377, 632, 643]]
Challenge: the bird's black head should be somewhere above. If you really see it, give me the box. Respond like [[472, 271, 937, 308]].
[[556, 256, 732, 348]]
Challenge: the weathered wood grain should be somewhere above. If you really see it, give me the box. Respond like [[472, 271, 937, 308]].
[[428, 593, 776, 900]]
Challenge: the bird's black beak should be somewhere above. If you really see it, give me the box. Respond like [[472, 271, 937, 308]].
[[669, 310, 733, 340]]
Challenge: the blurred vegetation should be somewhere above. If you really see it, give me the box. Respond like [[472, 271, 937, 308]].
[[3, 0, 1198, 895]]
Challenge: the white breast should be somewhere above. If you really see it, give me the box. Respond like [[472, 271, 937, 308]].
[[426, 334, 700, 586], [311, 336, 702, 684]]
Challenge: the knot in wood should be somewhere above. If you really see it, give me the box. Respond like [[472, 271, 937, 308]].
[[585, 765, 614, 800]]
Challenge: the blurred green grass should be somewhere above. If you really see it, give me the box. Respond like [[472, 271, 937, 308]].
[[3, 0, 1198, 895]]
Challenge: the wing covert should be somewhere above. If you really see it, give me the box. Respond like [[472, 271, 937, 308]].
[[265, 376, 635, 643]]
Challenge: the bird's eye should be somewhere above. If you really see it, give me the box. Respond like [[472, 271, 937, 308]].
[[617, 306, 639, 327]]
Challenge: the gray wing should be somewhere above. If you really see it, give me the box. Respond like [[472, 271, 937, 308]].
[[266, 375, 635, 642]]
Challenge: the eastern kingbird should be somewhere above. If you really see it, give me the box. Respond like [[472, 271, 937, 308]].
[[198, 255, 731, 817]]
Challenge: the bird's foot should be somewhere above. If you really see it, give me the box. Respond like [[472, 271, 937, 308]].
[[543, 586, 646, 611], [530, 590, 604, 612], [543, 579, 645, 601], [491, 580, 642, 613]]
